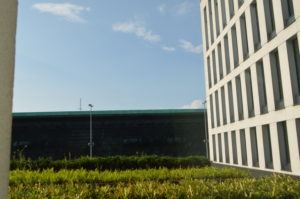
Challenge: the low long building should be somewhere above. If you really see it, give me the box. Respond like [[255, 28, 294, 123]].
[[12, 109, 207, 159]]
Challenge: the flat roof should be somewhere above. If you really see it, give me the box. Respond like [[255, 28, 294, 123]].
[[13, 109, 205, 118]]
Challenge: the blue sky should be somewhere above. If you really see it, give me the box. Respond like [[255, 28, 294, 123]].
[[13, 0, 205, 112]]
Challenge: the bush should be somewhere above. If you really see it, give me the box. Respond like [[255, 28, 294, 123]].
[[10, 155, 210, 171]]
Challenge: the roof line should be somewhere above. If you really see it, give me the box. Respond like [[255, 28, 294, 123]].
[[13, 109, 205, 117]]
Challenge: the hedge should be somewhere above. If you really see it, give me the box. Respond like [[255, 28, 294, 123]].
[[10, 155, 210, 170]]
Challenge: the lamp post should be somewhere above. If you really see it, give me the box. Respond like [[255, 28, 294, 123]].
[[88, 104, 94, 158], [202, 100, 209, 159]]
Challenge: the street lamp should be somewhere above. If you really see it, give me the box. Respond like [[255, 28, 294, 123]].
[[88, 104, 94, 158], [202, 100, 209, 159]]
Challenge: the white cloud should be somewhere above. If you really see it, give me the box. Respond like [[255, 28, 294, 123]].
[[181, 100, 203, 109], [157, 4, 166, 13], [112, 21, 161, 42], [179, 40, 202, 54], [32, 3, 90, 23], [162, 46, 176, 52], [175, 1, 193, 15]]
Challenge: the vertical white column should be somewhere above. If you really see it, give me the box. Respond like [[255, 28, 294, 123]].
[[256, 125, 266, 170], [221, 132, 226, 163], [286, 119, 300, 175], [245, 127, 253, 167], [269, 123, 281, 172], [250, 63, 260, 116], [235, 16, 244, 65], [236, 129, 242, 166], [245, 7, 254, 57], [272, 0, 285, 32], [240, 71, 249, 120], [278, 42, 294, 107], [211, 0, 217, 43], [200, 4, 208, 56], [228, 29, 235, 72], [294, 0, 300, 18], [216, 132, 220, 162], [228, 131, 234, 164], [209, 133, 214, 161], [218, 86, 224, 126], [262, 55, 276, 112], [231, 78, 239, 123], [0, 0, 18, 198], [256, 0, 268, 46], [224, 83, 231, 126]]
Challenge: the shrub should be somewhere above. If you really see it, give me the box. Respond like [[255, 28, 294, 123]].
[[10, 155, 210, 171]]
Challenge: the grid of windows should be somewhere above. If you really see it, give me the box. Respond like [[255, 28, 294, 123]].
[[202, 0, 300, 175]]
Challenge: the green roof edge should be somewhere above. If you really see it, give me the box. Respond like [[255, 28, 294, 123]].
[[13, 109, 205, 117]]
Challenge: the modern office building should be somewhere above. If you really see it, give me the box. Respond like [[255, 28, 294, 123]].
[[200, 0, 300, 176], [12, 109, 207, 159]]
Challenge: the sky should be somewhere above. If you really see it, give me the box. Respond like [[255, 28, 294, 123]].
[[13, 0, 205, 112]]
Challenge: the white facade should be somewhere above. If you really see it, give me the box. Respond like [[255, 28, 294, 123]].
[[0, 0, 18, 198], [200, 0, 300, 176]]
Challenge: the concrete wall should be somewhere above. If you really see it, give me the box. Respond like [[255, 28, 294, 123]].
[[0, 0, 18, 198], [201, 0, 300, 176]]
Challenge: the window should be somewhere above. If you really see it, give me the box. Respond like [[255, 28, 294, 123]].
[[218, 43, 224, 79], [256, 60, 268, 114], [262, 125, 273, 169], [238, 0, 244, 8], [287, 36, 300, 105], [204, 7, 210, 50], [296, 119, 300, 158], [245, 69, 254, 117], [228, 81, 235, 123], [236, 76, 244, 120], [250, 127, 259, 167], [231, 131, 238, 164], [214, 0, 220, 36], [209, 0, 215, 44], [224, 132, 230, 163], [221, 86, 227, 125], [229, 0, 235, 19], [212, 50, 217, 85], [231, 25, 239, 68], [220, 0, 227, 28], [224, 35, 231, 74], [210, 95, 215, 128], [207, 57, 212, 88], [264, 0, 276, 40], [281, 0, 295, 26], [277, 121, 291, 171], [240, 14, 249, 60], [270, 50, 284, 110], [240, 129, 248, 166], [215, 91, 220, 127], [212, 134, 217, 161], [250, 1, 261, 51], [218, 133, 223, 162]]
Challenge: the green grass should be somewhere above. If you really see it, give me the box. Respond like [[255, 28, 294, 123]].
[[9, 167, 300, 199]]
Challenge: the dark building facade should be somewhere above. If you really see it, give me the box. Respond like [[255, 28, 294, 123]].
[[12, 109, 206, 159]]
